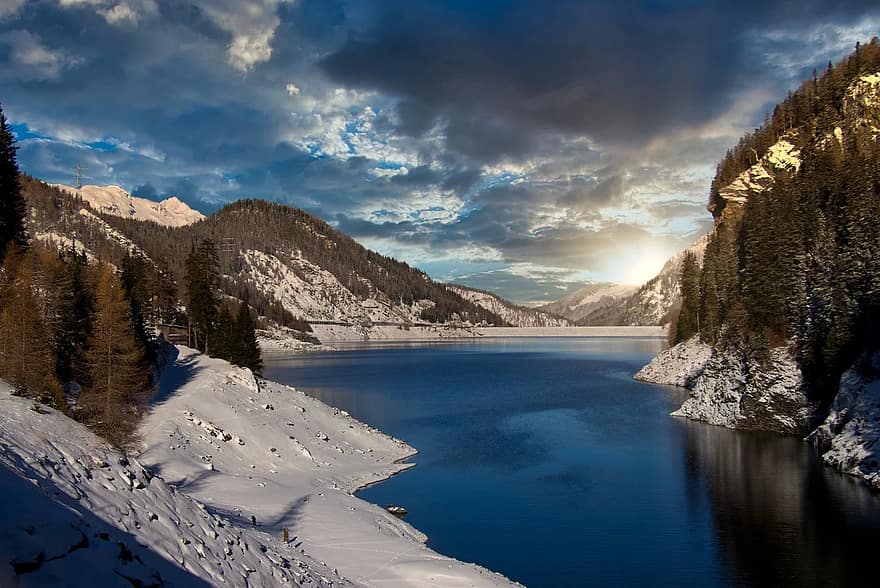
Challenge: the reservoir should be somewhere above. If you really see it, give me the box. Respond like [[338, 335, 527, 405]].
[[264, 337, 880, 587]]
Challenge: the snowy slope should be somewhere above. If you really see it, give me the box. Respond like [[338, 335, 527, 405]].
[[137, 347, 518, 587], [1, 349, 517, 587], [634, 336, 711, 388], [537, 282, 636, 323], [53, 184, 205, 227], [448, 285, 572, 327]]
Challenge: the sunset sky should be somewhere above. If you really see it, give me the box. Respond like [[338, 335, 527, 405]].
[[2, 0, 878, 303]]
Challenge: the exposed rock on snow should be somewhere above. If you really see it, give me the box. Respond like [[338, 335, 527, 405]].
[[634, 336, 711, 388], [811, 356, 880, 489], [54, 184, 205, 227]]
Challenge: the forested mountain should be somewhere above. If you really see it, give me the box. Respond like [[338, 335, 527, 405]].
[[22, 181, 507, 332], [448, 285, 572, 327], [639, 39, 880, 486]]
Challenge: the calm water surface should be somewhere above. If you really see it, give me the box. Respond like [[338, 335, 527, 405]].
[[264, 338, 880, 587]]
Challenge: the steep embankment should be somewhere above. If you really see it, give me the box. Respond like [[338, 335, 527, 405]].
[[638, 45, 880, 487]]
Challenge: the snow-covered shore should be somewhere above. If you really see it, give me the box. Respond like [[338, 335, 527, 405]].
[[310, 324, 665, 344], [1, 347, 518, 587]]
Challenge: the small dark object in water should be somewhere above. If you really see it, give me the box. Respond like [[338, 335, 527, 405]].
[[385, 505, 407, 517]]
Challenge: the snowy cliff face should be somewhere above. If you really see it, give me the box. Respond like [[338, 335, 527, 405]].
[[53, 184, 205, 227], [449, 285, 572, 327]]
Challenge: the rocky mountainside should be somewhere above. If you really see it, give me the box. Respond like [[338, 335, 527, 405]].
[[448, 285, 572, 327], [53, 184, 205, 227], [576, 234, 709, 326], [637, 40, 880, 488], [538, 282, 636, 324], [22, 178, 507, 339]]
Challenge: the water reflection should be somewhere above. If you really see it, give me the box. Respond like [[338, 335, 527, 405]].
[[681, 420, 880, 587]]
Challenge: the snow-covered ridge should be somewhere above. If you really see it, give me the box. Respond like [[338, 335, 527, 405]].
[[53, 184, 205, 227], [448, 284, 571, 327], [538, 282, 637, 323]]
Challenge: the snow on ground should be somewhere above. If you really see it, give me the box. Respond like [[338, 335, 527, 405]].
[[137, 346, 518, 587], [718, 135, 800, 206], [446, 285, 571, 327], [634, 336, 711, 388], [0, 381, 338, 587], [311, 325, 664, 343], [54, 184, 205, 227], [256, 326, 327, 353], [811, 355, 880, 489]]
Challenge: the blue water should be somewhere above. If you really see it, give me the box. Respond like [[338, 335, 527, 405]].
[[264, 338, 880, 587]]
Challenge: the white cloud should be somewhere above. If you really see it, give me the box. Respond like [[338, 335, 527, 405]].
[[57, 0, 157, 26], [0, 30, 81, 80], [285, 83, 301, 96]]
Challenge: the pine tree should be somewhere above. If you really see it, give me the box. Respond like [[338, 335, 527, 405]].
[[232, 301, 262, 376], [80, 266, 149, 447], [120, 252, 155, 359], [209, 306, 234, 362], [0, 104, 28, 260], [674, 251, 701, 344], [184, 239, 219, 353], [0, 245, 62, 405]]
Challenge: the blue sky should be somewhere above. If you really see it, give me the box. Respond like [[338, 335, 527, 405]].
[[1, 1, 878, 303]]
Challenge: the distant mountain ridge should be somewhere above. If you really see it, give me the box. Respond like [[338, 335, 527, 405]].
[[538, 282, 637, 323], [448, 284, 572, 327], [52, 184, 205, 227], [23, 178, 507, 337]]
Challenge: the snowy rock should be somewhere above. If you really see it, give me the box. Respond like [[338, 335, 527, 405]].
[[634, 336, 711, 388], [811, 355, 880, 489]]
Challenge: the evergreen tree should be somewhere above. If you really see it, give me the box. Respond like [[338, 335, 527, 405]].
[[120, 251, 155, 359], [80, 266, 149, 447], [184, 239, 219, 352], [674, 251, 701, 344], [232, 301, 262, 376], [209, 306, 234, 362], [0, 104, 28, 260]]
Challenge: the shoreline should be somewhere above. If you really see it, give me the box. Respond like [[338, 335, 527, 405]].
[[136, 346, 520, 587]]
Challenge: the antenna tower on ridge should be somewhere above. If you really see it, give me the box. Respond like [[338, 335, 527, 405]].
[[75, 163, 83, 189]]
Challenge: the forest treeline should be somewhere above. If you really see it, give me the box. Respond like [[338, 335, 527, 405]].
[[672, 38, 880, 407]]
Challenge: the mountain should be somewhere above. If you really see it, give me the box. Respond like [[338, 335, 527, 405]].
[[448, 285, 572, 327], [637, 40, 880, 488], [538, 283, 637, 323], [52, 183, 205, 227], [22, 178, 507, 338], [577, 235, 709, 326]]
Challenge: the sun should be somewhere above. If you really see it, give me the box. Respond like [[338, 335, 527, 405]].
[[616, 247, 671, 285]]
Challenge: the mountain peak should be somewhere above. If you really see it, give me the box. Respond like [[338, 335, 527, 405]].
[[53, 183, 205, 227]]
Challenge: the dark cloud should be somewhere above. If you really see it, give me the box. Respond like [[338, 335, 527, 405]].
[[2, 0, 877, 301], [321, 0, 880, 161]]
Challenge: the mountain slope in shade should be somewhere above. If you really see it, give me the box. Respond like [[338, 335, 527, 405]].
[[448, 284, 572, 327], [538, 282, 637, 323], [53, 184, 205, 227]]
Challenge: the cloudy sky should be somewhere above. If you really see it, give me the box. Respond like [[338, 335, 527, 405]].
[[2, 1, 878, 303]]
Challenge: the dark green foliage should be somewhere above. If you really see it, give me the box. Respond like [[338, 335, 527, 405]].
[[184, 239, 220, 353], [120, 252, 155, 360], [208, 306, 234, 362], [674, 251, 701, 344], [0, 104, 28, 260], [231, 301, 262, 376], [695, 39, 880, 404], [53, 247, 94, 384]]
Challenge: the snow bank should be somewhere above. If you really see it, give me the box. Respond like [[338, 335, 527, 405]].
[[811, 356, 880, 489], [137, 346, 518, 587], [634, 336, 711, 387]]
